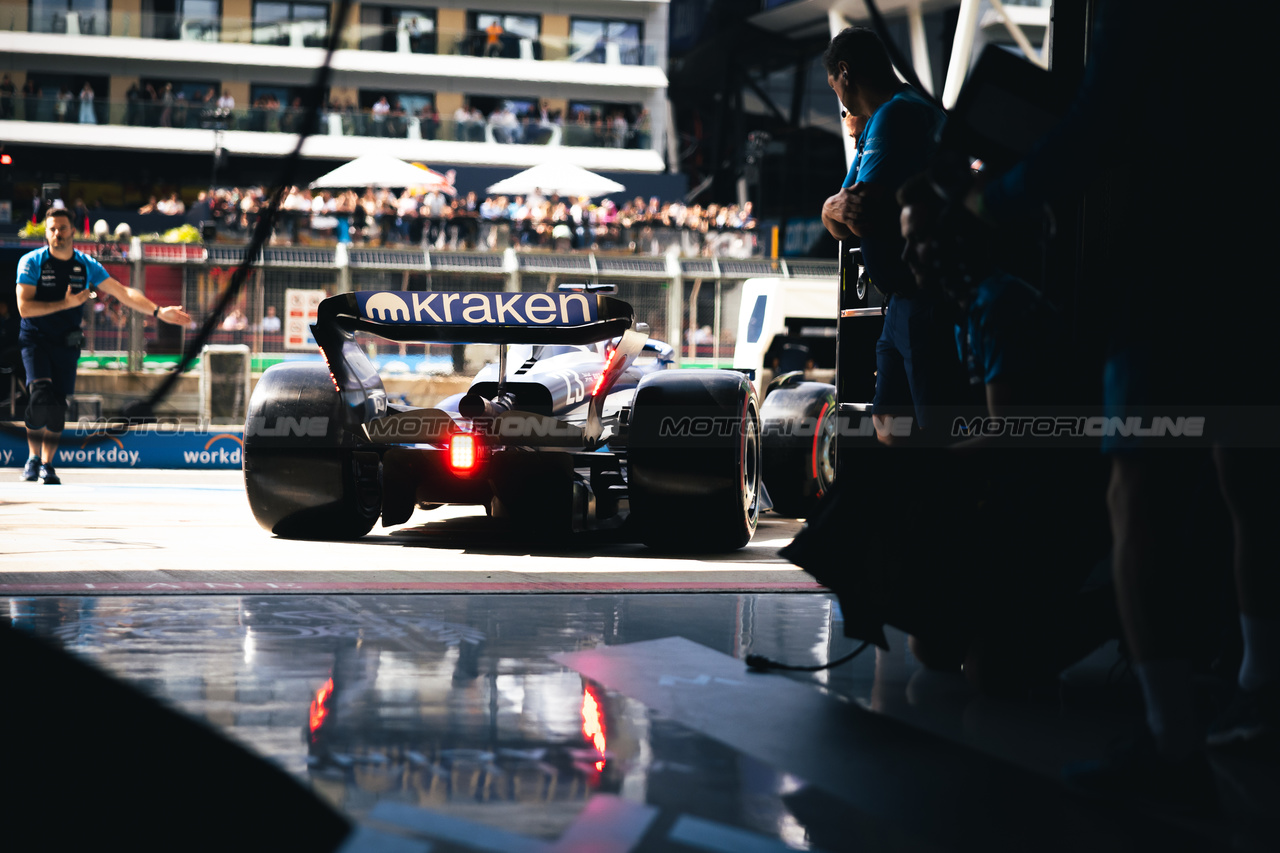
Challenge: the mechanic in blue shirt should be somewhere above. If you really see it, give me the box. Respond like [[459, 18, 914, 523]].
[[955, 274, 1059, 406], [970, 2, 1277, 799], [788, 171, 1117, 689], [16, 207, 190, 484], [880, 173, 1112, 690], [896, 172, 1082, 418], [820, 27, 966, 443]]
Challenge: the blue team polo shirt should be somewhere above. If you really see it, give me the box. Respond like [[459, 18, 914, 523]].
[[843, 87, 945, 297], [16, 246, 110, 340], [956, 273, 1059, 389]]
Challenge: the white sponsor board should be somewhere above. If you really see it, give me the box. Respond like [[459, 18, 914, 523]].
[[285, 288, 326, 351]]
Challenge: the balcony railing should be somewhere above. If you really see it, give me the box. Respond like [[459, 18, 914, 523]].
[[24, 8, 111, 35], [4, 96, 655, 150], [435, 28, 656, 66], [2, 8, 660, 66]]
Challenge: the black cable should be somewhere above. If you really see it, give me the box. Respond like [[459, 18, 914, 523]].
[[125, 0, 355, 420], [745, 640, 871, 672]]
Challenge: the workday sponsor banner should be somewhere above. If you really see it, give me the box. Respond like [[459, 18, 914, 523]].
[[0, 425, 244, 469]]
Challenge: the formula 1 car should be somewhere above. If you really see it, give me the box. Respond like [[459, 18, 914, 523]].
[[243, 286, 762, 551]]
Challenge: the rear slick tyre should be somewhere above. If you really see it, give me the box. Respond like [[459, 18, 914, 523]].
[[627, 370, 761, 552], [760, 379, 837, 518], [242, 362, 382, 539]]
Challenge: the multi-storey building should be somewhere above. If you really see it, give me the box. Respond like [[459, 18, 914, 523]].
[[0, 0, 681, 208]]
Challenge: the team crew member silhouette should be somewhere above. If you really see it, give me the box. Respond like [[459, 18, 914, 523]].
[[16, 207, 191, 484], [820, 27, 964, 443]]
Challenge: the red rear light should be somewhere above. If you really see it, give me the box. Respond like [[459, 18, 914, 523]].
[[449, 433, 479, 473]]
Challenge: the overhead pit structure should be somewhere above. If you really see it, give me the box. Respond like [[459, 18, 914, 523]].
[[665, 0, 1056, 221]]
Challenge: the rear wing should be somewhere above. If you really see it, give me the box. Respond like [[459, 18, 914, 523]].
[[315, 291, 635, 346], [311, 291, 637, 431]]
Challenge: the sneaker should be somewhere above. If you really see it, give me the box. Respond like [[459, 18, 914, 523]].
[[1062, 732, 1220, 820], [20, 456, 39, 481], [39, 464, 61, 485], [1206, 682, 1278, 751]]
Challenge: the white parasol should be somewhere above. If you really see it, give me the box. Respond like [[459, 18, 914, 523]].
[[485, 162, 625, 197], [310, 154, 454, 193]]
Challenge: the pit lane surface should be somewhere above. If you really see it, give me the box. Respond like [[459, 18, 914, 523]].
[[0, 470, 817, 595]]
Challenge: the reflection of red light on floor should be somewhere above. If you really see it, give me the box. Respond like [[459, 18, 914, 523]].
[[582, 686, 606, 770], [309, 677, 334, 733]]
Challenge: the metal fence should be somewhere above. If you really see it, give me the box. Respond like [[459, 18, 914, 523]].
[[59, 240, 837, 377]]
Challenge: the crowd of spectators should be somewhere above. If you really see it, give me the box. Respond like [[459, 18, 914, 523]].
[[195, 185, 757, 254], [13, 80, 104, 124], [137, 194, 186, 215], [323, 98, 652, 149], [7, 79, 225, 127], [121, 82, 220, 128], [7, 77, 652, 149]]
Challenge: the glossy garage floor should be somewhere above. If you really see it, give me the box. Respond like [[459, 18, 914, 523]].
[[9, 592, 1267, 852]]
